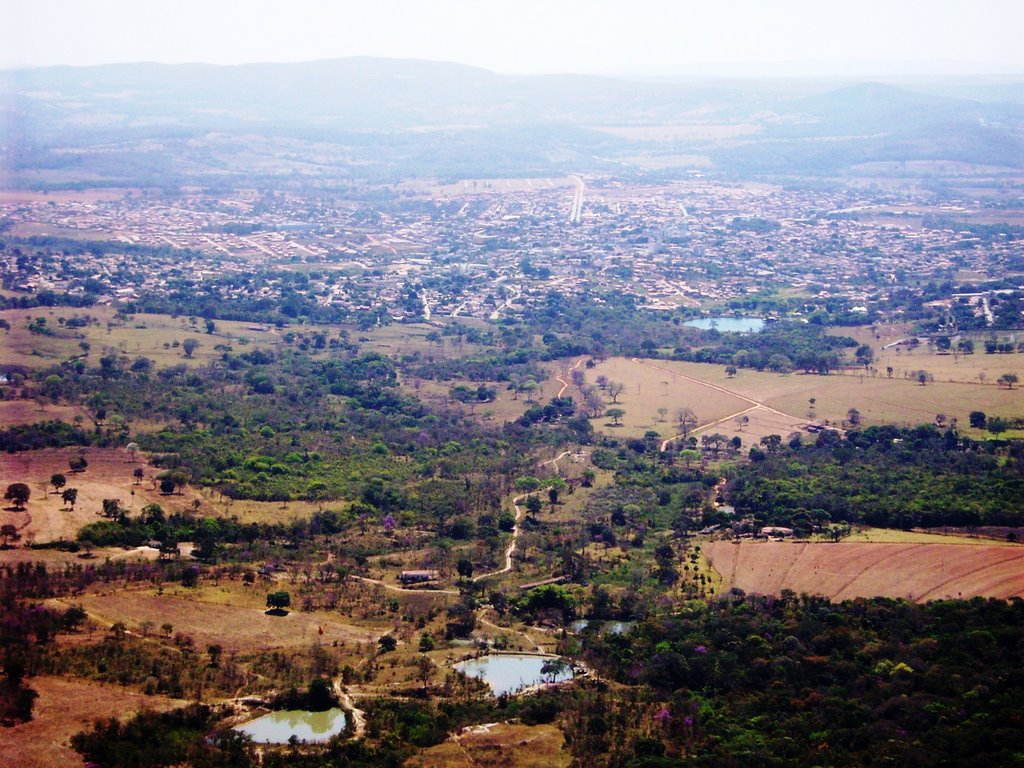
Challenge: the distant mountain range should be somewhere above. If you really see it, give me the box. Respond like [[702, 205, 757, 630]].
[[2, 57, 1023, 185]]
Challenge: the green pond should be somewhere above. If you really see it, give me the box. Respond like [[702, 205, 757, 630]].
[[234, 707, 347, 743]]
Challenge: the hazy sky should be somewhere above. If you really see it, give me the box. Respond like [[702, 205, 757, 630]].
[[2, 0, 1022, 76]]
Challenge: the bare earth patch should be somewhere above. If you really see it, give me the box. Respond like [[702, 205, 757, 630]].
[[406, 722, 570, 768], [0, 447, 208, 544], [705, 540, 1024, 601], [4, 675, 184, 768]]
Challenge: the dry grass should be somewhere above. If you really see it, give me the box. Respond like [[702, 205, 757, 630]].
[[578, 358, 752, 439], [65, 586, 378, 653], [705, 540, 1024, 601], [4, 675, 185, 768], [407, 722, 570, 768], [0, 447, 211, 544], [843, 527, 1021, 546], [0, 306, 280, 369], [0, 446, 328, 545], [841, 323, 1024, 377], [592, 356, 1023, 437], [405, 378, 531, 426], [0, 399, 91, 426]]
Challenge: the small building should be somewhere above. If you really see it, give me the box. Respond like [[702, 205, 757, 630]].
[[399, 570, 439, 584]]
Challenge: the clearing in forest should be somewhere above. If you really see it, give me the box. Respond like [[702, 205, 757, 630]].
[[705, 540, 1024, 601], [3, 675, 185, 768], [406, 722, 571, 768]]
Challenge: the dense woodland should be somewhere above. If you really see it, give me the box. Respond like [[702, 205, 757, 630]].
[[728, 425, 1024, 530]]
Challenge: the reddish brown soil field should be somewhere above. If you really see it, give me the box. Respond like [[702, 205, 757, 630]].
[[705, 541, 1024, 601], [5, 676, 184, 768]]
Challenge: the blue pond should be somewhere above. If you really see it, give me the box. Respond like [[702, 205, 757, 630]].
[[684, 317, 765, 333], [454, 654, 573, 696]]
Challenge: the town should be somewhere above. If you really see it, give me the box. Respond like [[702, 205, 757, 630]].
[[3, 177, 1020, 328]]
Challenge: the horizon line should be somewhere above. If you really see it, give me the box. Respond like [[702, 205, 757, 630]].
[[1, 55, 1022, 81]]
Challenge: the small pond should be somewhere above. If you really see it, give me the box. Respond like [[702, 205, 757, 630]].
[[684, 317, 765, 333], [569, 619, 634, 636], [454, 654, 573, 696], [234, 708, 347, 743]]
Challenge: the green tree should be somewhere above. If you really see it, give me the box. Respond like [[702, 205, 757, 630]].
[[266, 591, 291, 612], [61, 487, 78, 509], [4, 482, 30, 510], [182, 338, 200, 358], [378, 634, 398, 653], [514, 476, 541, 494], [605, 407, 625, 426], [525, 495, 543, 516], [50, 473, 66, 493]]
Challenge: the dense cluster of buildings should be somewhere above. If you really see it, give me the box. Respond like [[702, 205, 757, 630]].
[[1, 178, 1017, 322]]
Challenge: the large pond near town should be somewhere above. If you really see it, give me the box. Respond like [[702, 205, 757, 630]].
[[234, 708, 347, 743], [684, 317, 765, 333], [454, 654, 573, 696]]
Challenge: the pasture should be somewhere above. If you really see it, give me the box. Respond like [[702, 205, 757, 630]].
[[0, 447, 206, 544], [0, 306, 281, 369], [0, 307, 483, 370], [0, 398, 91, 426], [3, 676, 185, 768], [407, 722, 570, 768], [705, 539, 1024, 601], [575, 356, 1023, 446], [65, 586, 379, 652], [577, 357, 752, 440]]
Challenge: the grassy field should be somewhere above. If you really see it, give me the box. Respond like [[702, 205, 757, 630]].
[[4, 675, 185, 768], [407, 722, 571, 768], [0, 306, 282, 368], [65, 584, 379, 652], [834, 323, 1024, 387], [705, 539, 1024, 601], [0, 398, 91, 426], [0, 308, 489, 370], [405, 377, 532, 426], [842, 526, 1022, 546], [577, 357, 752, 440], [0, 447, 210, 544], [574, 356, 1023, 446]]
